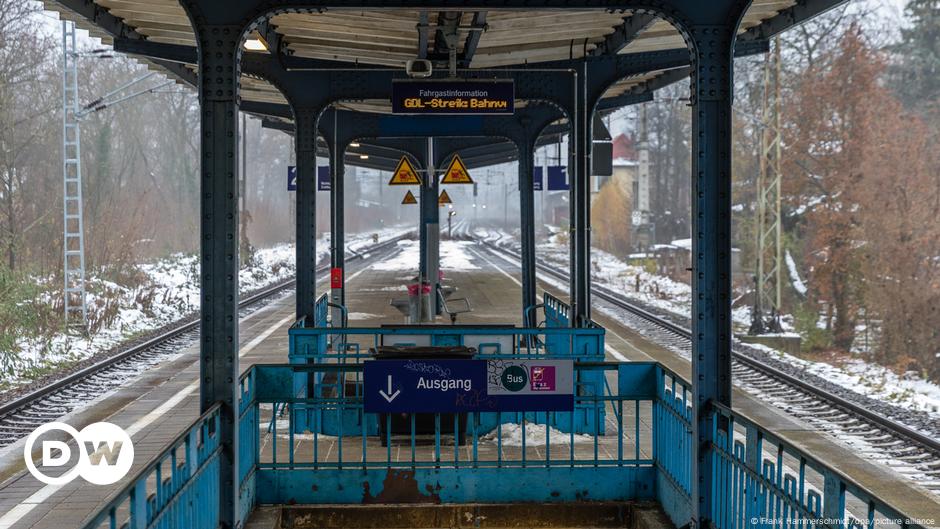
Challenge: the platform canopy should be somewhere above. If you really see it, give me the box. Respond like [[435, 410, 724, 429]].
[[40, 0, 839, 171]]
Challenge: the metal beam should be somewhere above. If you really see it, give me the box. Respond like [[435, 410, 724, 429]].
[[241, 100, 293, 119], [589, 13, 657, 57], [622, 67, 691, 97], [595, 91, 653, 111], [432, 11, 462, 57], [417, 11, 430, 59], [113, 38, 197, 64], [48, 1, 196, 87], [460, 11, 488, 67], [739, 0, 847, 41]]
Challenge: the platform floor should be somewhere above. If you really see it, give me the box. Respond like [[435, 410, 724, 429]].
[[0, 238, 937, 529]]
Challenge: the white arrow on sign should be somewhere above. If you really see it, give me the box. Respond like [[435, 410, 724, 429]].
[[378, 375, 400, 403]]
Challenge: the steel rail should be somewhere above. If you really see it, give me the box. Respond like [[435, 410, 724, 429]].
[[478, 238, 940, 456], [0, 234, 410, 423]]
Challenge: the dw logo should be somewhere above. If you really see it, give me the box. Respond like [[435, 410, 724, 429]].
[[24, 422, 134, 485]]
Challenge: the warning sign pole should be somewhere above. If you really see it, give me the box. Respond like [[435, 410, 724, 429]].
[[422, 138, 440, 320], [330, 148, 345, 330]]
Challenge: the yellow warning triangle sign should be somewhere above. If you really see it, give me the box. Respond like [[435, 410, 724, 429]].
[[388, 156, 422, 185], [441, 154, 474, 184], [401, 190, 418, 205], [438, 189, 453, 205]]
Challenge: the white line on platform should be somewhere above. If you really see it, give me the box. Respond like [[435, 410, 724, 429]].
[[604, 344, 628, 362], [476, 245, 638, 363], [345, 266, 368, 283], [0, 310, 296, 529], [468, 247, 522, 287]]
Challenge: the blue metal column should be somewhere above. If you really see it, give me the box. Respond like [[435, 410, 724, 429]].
[[687, 15, 743, 529], [194, 24, 241, 529], [295, 107, 318, 321], [330, 143, 345, 314], [570, 62, 592, 327], [517, 138, 537, 326], [428, 171, 441, 315]]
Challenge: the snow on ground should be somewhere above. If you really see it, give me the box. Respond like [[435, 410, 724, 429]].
[[372, 240, 419, 271], [441, 241, 480, 270], [2, 227, 408, 390], [785, 249, 808, 296], [372, 239, 480, 272], [746, 342, 940, 416], [347, 312, 382, 320], [480, 422, 595, 446], [476, 224, 940, 421]]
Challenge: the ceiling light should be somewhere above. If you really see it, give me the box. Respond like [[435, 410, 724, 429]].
[[243, 38, 268, 51], [359, 154, 369, 159], [349, 142, 361, 147]]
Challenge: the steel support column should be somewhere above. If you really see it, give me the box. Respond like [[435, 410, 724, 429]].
[[295, 107, 319, 321], [686, 16, 743, 529], [329, 144, 345, 314], [419, 138, 440, 319], [194, 23, 241, 529], [570, 63, 592, 327], [517, 138, 537, 327]]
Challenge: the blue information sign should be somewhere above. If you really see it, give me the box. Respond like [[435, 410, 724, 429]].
[[364, 359, 573, 414], [317, 166, 330, 191], [547, 166, 568, 191], [533, 167, 543, 190], [287, 165, 297, 191], [289, 166, 331, 191]]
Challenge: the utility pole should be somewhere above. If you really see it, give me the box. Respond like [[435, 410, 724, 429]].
[[60, 22, 173, 328], [62, 21, 87, 329], [751, 37, 783, 334], [633, 103, 653, 250]]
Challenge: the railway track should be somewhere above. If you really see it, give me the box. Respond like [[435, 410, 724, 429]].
[[477, 237, 940, 494], [0, 234, 409, 449]]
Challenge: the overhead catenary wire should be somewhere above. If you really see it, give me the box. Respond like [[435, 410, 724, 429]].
[[76, 72, 175, 118]]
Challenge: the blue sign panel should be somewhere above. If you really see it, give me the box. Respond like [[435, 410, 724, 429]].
[[318, 166, 330, 191], [391, 80, 514, 115], [533, 167, 543, 191], [547, 166, 568, 191], [290, 166, 331, 191], [364, 359, 573, 414], [287, 165, 297, 191]]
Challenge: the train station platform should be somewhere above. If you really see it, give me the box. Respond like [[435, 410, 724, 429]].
[[1, 239, 937, 529]]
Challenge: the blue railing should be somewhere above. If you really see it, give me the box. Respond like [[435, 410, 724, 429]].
[[708, 403, 923, 529], [80, 359, 930, 528], [653, 365, 694, 525], [288, 293, 607, 436], [245, 361, 655, 504], [80, 406, 223, 529]]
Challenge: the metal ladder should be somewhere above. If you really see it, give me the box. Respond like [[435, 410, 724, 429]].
[[62, 20, 87, 328]]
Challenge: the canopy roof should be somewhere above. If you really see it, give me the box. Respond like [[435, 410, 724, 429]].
[[41, 0, 841, 170]]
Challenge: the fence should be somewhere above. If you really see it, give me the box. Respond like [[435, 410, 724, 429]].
[[79, 347, 928, 529]]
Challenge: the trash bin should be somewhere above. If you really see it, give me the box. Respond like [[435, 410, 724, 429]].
[[371, 345, 475, 446]]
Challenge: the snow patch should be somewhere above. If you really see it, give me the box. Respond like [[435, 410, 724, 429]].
[[480, 423, 595, 446], [2, 227, 409, 389], [785, 250, 808, 296]]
